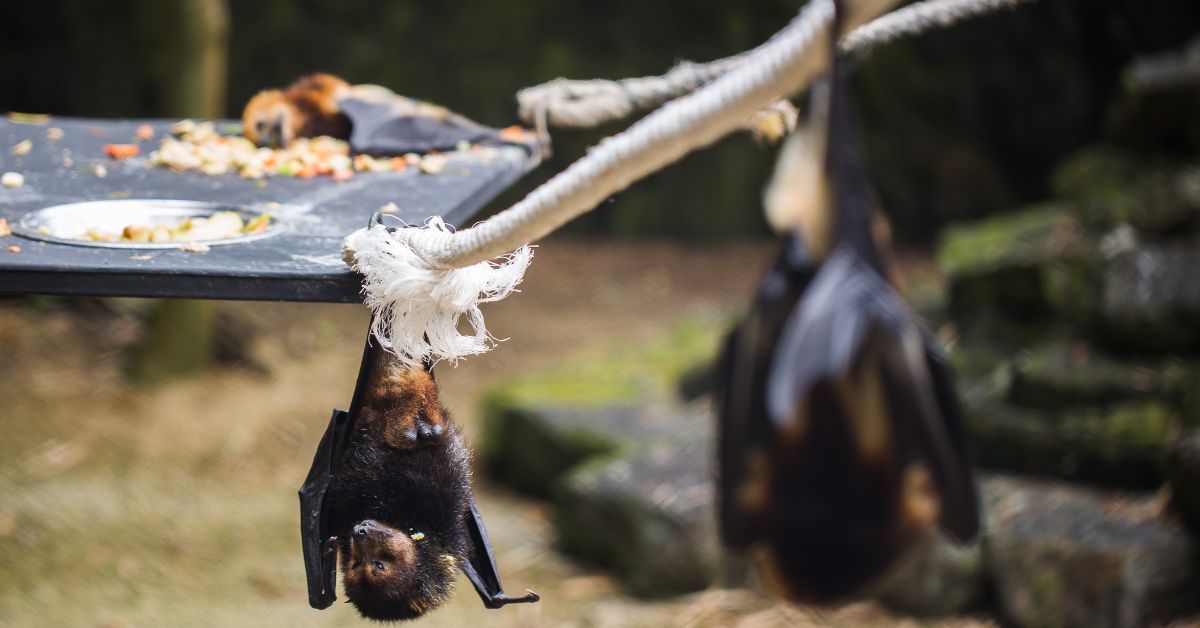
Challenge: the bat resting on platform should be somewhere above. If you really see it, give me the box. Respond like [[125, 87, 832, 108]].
[[241, 73, 500, 154]]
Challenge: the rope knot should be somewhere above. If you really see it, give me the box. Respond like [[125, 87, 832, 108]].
[[343, 218, 534, 366]]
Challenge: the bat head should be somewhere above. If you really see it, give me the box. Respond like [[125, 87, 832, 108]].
[[341, 519, 458, 621], [242, 89, 296, 148]]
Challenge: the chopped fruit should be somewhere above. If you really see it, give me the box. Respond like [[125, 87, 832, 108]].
[[103, 144, 140, 160], [1, 172, 24, 188]]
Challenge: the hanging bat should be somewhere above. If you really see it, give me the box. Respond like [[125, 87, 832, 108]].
[[300, 331, 539, 621], [716, 0, 979, 605]]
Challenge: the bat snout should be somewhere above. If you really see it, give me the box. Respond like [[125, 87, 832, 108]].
[[353, 520, 391, 538]]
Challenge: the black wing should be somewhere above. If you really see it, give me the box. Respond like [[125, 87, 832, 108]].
[[918, 334, 981, 540], [461, 499, 540, 609], [298, 408, 351, 609], [298, 330, 382, 610], [717, 235, 819, 548], [338, 91, 498, 155], [766, 245, 980, 542]]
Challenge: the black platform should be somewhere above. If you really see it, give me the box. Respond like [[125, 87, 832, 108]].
[[0, 117, 538, 302]]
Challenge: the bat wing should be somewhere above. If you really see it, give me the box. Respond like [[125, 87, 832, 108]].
[[299, 408, 353, 610], [299, 333, 381, 610], [766, 248, 980, 540], [717, 235, 820, 547], [916, 335, 981, 540], [461, 500, 540, 609], [337, 90, 498, 155]]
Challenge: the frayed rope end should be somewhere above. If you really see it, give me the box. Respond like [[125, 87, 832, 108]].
[[343, 219, 533, 367]]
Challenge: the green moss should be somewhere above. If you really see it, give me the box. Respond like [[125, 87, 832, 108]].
[[938, 206, 1096, 342], [1025, 567, 1066, 628], [1097, 401, 1173, 446], [1051, 147, 1142, 230], [937, 205, 1083, 278], [1011, 344, 1196, 412], [1052, 146, 1200, 234], [966, 401, 1177, 488], [479, 317, 725, 495], [490, 317, 723, 408], [478, 403, 620, 496]]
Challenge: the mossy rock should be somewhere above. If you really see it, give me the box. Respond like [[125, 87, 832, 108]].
[[965, 400, 1179, 488], [983, 475, 1199, 628], [1096, 241, 1200, 353], [1052, 146, 1200, 235], [553, 436, 719, 597], [479, 318, 723, 496], [938, 206, 1097, 340], [938, 205, 1088, 278], [1010, 343, 1199, 419], [875, 532, 985, 618], [480, 402, 626, 496]]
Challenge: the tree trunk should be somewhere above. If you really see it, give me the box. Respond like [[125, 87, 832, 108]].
[[128, 0, 229, 385]]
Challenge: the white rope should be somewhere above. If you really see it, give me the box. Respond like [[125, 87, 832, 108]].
[[839, 0, 1036, 51], [344, 218, 533, 365], [344, 0, 1035, 364], [517, 0, 1037, 130]]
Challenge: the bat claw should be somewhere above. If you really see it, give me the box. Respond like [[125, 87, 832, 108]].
[[401, 428, 418, 441], [486, 589, 540, 607]]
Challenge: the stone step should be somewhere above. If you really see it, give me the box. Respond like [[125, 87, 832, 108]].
[[1097, 239, 1200, 353], [1009, 343, 1199, 417], [552, 433, 721, 598], [965, 400, 1179, 488], [938, 205, 1095, 343], [983, 475, 1199, 628], [480, 401, 702, 497]]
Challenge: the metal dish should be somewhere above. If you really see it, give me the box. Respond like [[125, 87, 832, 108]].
[[11, 199, 280, 249]]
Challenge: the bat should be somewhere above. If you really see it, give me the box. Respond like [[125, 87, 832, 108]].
[[242, 73, 502, 154], [300, 328, 539, 620], [716, 0, 979, 605], [243, 73, 353, 148]]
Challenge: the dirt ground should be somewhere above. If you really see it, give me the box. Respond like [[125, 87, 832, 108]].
[[0, 237, 992, 627]]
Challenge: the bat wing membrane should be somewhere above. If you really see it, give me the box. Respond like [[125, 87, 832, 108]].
[[299, 408, 352, 610], [462, 500, 540, 608]]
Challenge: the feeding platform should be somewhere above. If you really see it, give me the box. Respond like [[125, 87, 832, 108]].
[[0, 117, 538, 302]]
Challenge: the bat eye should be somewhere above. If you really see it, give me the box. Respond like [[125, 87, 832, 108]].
[[373, 561, 385, 571]]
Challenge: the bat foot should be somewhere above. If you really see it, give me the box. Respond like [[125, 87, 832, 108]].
[[377, 407, 448, 448], [483, 589, 540, 609]]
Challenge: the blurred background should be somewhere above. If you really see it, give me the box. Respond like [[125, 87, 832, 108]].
[[2, 0, 1200, 626]]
